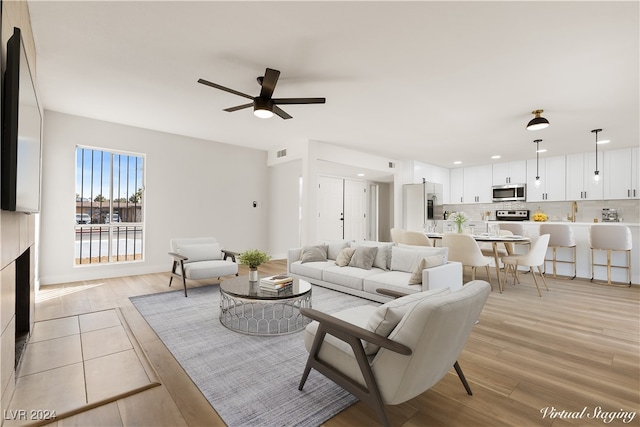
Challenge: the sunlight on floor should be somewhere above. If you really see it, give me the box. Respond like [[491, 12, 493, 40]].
[[36, 282, 106, 302]]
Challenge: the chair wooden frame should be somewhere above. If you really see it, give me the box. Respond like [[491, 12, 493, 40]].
[[298, 287, 475, 427], [169, 249, 238, 297]]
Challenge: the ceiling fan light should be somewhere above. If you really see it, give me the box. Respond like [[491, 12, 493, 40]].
[[253, 98, 274, 119], [254, 108, 273, 119], [526, 109, 550, 131]]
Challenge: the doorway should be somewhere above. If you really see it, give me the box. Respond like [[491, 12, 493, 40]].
[[317, 176, 367, 241]]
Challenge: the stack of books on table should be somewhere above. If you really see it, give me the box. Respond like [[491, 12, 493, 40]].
[[259, 275, 294, 293]]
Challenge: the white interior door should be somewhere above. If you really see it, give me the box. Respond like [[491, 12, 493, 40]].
[[317, 176, 344, 241], [343, 179, 367, 241]]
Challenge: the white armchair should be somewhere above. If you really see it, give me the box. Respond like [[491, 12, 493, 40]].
[[169, 237, 238, 297], [298, 280, 491, 427]]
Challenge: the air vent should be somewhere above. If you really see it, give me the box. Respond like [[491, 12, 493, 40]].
[[388, 162, 396, 168], [276, 149, 287, 158]]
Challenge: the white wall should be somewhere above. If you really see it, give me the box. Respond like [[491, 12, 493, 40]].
[[268, 159, 302, 258], [39, 111, 269, 285]]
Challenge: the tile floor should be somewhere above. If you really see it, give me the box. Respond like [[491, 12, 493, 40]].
[[5, 309, 159, 426]]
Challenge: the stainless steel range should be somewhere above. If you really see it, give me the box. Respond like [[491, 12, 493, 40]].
[[496, 209, 530, 221]]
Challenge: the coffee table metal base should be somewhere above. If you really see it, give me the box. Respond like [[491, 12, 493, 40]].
[[220, 290, 312, 335]]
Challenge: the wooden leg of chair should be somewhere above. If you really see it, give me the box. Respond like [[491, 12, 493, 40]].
[[454, 361, 473, 395], [530, 267, 542, 297], [298, 329, 327, 391], [591, 248, 595, 282], [606, 250, 612, 285], [537, 265, 549, 291], [628, 250, 632, 286], [552, 247, 558, 278], [180, 260, 188, 297], [169, 261, 177, 287], [571, 246, 577, 279]]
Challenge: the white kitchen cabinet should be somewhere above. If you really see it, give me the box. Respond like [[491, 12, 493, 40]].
[[526, 155, 566, 202], [463, 165, 493, 203], [450, 168, 464, 204], [565, 152, 603, 200], [492, 160, 527, 185], [604, 147, 640, 199]]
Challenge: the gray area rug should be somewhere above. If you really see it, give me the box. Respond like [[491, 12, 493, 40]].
[[130, 284, 378, 427]]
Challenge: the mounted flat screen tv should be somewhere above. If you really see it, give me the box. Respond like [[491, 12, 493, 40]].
[[1, 27, 42, 213]]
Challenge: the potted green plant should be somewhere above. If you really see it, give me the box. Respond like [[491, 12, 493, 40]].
[[238, 249, 271, 281]]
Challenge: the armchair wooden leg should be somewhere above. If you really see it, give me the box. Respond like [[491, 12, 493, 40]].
[[453, 361, 473, 395], [180, 260, 188, 297], [299, 323, 391, 427]]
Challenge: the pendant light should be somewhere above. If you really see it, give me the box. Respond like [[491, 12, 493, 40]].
[[591, 129, 602, 184], [527, 109, 550, 131], [533, 139, 542, 188]]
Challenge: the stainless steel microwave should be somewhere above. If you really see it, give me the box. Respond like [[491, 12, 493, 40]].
[[492, 184, 526, 202]]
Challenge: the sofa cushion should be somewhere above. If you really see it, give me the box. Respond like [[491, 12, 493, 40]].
[[335, 247, 356, 267], [348, 246, 378, 270], [364, 287, 450, 354], [390, 246, 448, 273], [322, 265, 384, 291], [324, 240, 351, 260], [408, 255, 445, 285], [176, 243, 222, 263], [289, 260, 335, 280], [363, 271, 421, 296], [182, 260, 237, 280], [351, 241, 394, 270], [300, 245, 329, 263]]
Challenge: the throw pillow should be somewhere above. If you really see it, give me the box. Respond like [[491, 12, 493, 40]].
[[348, 246, 378, 270], [364, 287, 450, 354], [324, 240, 350, 260], [335, 247, 356, 267], [351, 242, 393, 270], [408, 255, 444, 285], [300, 245, 329, 263], [177, 243, 222, 263]]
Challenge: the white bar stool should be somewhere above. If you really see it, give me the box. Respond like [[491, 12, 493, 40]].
[[540, 223, 576, 279], [589, 224, 632, 286]]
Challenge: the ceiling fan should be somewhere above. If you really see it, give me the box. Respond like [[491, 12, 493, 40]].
[[197, 68, 326, 120]]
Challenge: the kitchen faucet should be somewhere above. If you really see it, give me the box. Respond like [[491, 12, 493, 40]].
[[570, 201, 578, 222]]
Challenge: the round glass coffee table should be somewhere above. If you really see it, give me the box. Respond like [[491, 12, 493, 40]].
[[219, 275, 312, 335]]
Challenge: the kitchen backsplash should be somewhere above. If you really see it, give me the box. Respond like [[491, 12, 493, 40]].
[[444, 199, 640, 224]]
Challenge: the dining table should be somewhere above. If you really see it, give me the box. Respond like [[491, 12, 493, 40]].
[[425, 232, 531, 292]]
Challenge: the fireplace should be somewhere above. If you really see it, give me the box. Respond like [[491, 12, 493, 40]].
[[15, 247, 33, 367]]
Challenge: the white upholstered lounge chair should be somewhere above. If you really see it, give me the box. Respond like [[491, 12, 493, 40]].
[[169, 237, 238, 296], [298, 280, 491, 427]]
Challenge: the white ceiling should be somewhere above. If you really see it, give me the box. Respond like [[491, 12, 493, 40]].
[[28, 1, 639, 171]]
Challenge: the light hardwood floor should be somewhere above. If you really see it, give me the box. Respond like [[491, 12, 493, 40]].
[[24, 260, 639, 426]]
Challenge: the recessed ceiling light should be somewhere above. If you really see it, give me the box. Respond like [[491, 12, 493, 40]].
[[453, 161, 462, 165], [597, 139, 610, 144], [536, 148, 547, 153], [491, 155, 501, 159], [356, 173, 365, 177]]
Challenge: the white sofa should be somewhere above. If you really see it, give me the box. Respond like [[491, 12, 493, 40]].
[[287, 241, 463, 303]]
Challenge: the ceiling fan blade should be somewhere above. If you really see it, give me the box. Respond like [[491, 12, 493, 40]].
[[259, 68, 280, 99], [224, 103, 253, 112], [197, 78, 254, 100], [273, 105, 292, 120], [272, 97, 326, 105]]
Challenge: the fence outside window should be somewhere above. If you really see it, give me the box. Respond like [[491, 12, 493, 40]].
[[75, 147, 144, 265]]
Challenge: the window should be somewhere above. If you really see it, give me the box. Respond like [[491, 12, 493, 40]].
[[75, 147, 144, 265]]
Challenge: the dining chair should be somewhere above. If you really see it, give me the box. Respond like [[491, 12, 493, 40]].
[[540, 223, 576, 279], [478, 230, 513, 284], [589, 224, 632, 286], [390, 228, 404, 244], [401, 230, 433, 246], [442, 233, 493, 289], [501, 234, 550, 296], [497, 223, 530, 252]]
